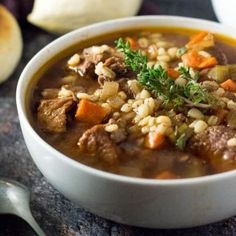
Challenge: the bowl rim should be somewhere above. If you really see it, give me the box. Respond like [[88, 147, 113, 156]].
[[16, 15, 236, 186]]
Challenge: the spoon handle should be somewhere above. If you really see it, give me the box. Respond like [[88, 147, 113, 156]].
[[22, 213, 46, 236]]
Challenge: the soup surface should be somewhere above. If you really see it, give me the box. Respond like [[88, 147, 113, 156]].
[[31, 27, 236, 179]]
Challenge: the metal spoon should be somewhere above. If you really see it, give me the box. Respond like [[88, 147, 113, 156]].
[[0, 178, 46, 236]]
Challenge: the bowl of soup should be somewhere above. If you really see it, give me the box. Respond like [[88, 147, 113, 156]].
[[16, 16, 236, 228]]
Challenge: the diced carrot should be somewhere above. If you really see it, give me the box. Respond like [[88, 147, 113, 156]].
[[186, 31, 208, 48], [155, 170, 179, 179], [75, 99, 108, 124], [145, 132, 165, 149], [186, 31, 214, 50], [198, 57, 217, 69], [182, 50, 202, 68], [182, 50, 217, 69], [167, 68, 180, 79], [125, 37, 138, 50], [220, 79, 236, 92]]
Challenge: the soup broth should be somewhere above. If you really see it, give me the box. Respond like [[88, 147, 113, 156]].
[[31, 27, 236, 179]]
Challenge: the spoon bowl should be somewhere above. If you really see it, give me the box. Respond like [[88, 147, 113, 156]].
[[0, 178, 46, 236]]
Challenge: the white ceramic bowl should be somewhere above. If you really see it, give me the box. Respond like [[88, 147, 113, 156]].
[[16, 16, 236, 229]]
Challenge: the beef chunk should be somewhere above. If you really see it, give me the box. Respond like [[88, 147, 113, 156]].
[[103, 56, 129, 76], [98, 56, 129, 85], [207, 46, 228, 65], [189, 126, 236, 160], [78, 125, 119, 164], [76, 45, 114, 76], [224, 91, 236, 102], [37, 97, 74, 133], [98, 56, 135, 85], [117, 78, 133, 98]]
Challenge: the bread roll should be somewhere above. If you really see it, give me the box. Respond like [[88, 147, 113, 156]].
[[0, 4, 22, 83], [27, 0, 142, 34]]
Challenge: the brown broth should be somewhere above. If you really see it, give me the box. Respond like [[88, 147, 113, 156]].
[[30, 27, 236, 179]]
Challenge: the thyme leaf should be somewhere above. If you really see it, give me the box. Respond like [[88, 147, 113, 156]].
[[116, 38, 217, 108]]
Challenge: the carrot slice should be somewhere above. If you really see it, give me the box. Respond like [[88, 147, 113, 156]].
[[198, 57, 217, 69], [145, 132, 165, 149], [75, 99, 108, 125], [155, 171, 179, 179], [186, 31, 208, 48], [182, 50, 202, 68], [167, 68, 180, 79], [186, 31, 214, 50], [220, 79, 236, 92], [182, 50, 217, 69]]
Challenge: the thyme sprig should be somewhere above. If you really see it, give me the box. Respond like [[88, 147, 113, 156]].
[[116, 38, 216, 108]]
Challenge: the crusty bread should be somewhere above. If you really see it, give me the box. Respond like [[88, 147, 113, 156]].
[[27, 0, 142, 34], [0, 4, 22, 83]]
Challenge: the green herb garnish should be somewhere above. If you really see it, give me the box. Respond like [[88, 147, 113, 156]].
[[178, 67, 215, 106], [176, 133, 187, 150], [175, 126, 193, 150], [176, 46, 188, 57], [116, 38, 216, 108]]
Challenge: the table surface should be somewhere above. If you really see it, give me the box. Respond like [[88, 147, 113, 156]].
[[1, 0, 236, 235]]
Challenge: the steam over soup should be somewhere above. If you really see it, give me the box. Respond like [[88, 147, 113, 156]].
[[31, 28, 236, 179]]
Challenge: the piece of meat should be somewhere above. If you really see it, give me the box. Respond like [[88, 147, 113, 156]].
[[98, 56, 135, 85], [76, 45, 114, 77], [103, 56, 129, 76], [189, 126, 236, 160], [117, 78, 134, 98], [78, 125, 119, 164], [37, 97, 74, 133], [97, 56, 129, 85], [207, 46, 228, 65], [224, 91, 236, 102]]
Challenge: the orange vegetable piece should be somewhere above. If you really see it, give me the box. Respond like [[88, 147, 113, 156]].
[[167, 68, 180, 79], [186, 31, 208, 48], [125, 37, 138, 50], [182, 50, 202, 69], [182, 49, 217, 69], [155, 170, 179, 179], [186, 31, 214, 51], [198, 57, 217, 69], [220, 79, 236, 92], [75, 99, 108, 125], [145, 132, 165, 149]]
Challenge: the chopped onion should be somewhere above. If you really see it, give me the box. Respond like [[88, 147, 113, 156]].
[[208, 65, 229, 83], [100, 81, 119, 101], [208, 64, 236, 83], [107, 95, 125, 109]]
